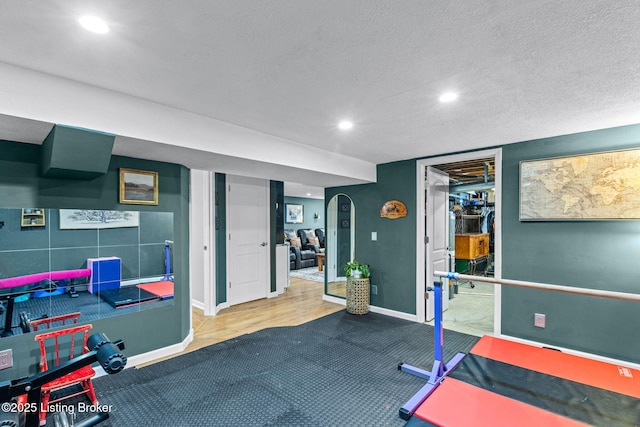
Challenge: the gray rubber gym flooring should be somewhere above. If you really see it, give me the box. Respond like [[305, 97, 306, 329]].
[[87, 310, 479, 426]]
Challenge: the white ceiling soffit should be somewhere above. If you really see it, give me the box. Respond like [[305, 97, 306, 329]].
[[113, 135, 369, 189], [0, 114, 54, 144], [0, 1, 639, 186], [0, 63, 376, 186]]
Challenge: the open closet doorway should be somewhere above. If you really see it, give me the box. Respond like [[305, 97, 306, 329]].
[[416, 148, 502, 337]]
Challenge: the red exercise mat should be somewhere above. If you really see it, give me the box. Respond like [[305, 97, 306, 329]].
[[471, 336, 640, 398], [415, 377, 590, 427], [137, 281, 174, 299]]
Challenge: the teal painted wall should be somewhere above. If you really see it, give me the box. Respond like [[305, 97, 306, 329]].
[[284, 196, 325, 232], [270, 181, 284, 293], [327, 123, 640, 364], [273, 182, 285, 243], [215, 173, 227, 305], [327, 160, 416, 314], [41, 125, 115, 179], [502, 124, 640, 363], [0, 140, 190, 380], [336, 195, 353, 272]]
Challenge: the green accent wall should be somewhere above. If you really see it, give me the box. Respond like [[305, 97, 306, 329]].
[[336, 195, 352, 272], [327, 123, 640, 364], [41, 125, 115, 179], [0, 139, 190, 380], [327, 159, 416, 314], [215, 173, 227, 305], [270, 181, 284, 293], [502, 124, 640, 363]]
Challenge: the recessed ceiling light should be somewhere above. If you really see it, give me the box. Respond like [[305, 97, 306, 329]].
[[439, 92, 458, 103], [306, 193, 311, 196], [338, 121, 353, 130], [79, 16, 109, 34]]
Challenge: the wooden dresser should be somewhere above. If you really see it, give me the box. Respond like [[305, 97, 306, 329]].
[[455, 233, 489, 260]]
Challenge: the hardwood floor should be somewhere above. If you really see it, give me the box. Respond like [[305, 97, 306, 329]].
[[139, 277, 344, 366]]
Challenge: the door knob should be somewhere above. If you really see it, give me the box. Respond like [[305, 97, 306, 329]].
[[261, 242, 268, 246]]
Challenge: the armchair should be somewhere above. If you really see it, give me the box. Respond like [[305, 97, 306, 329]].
[[286, 243, 298, 270], [285, 229, 316, 269], [314, 228, 325, 248], [297, 229, 325, 255]]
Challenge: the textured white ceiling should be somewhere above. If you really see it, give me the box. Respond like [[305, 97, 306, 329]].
[[0, 1, 639, 190]]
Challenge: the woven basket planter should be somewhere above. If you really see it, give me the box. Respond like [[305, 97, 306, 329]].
[[346, 277, 370, 315]]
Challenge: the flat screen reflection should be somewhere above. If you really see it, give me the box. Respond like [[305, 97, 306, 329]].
[[0, 208, 174, 337]]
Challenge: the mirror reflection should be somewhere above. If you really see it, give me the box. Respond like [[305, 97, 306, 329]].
[[0, 208, 174, 337], [326, 194, 355, 298]]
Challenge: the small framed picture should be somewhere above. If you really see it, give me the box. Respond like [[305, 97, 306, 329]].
[[285, 204, 304, 224], [119, 168, 158, 205]]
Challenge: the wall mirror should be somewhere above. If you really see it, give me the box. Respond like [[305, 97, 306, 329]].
[[326, 194, 355, 298], [0, 208, 174, 338]]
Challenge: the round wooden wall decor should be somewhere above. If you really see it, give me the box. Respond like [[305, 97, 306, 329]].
[[380, 200, 407, 219]]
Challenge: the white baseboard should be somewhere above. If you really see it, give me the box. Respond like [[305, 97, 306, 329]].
[[191, 299, 205, 310], [498, 333, 640, 370], [215, 301, 230, 314], [322, 294, 346, 305], [94, 328, 194, 377], [321, 295, 419, 323], [268, 290, 285, 298], [368, 305, 418, 322]]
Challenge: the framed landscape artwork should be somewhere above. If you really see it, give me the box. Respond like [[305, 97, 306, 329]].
[[119, 168, 158, 205], [285, 204, 304, 224]]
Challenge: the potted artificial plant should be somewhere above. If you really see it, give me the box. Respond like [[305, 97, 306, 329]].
[[344, 260, 370, 279], [344, 260, 370, 314]]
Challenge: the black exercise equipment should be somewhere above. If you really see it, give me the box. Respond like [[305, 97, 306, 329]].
[[0, 282, 53, 338], [1, 293, 27, 338], [99, 287, 159, 308]]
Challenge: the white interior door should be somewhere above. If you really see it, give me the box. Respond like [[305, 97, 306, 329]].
[[227, 175, 269, 305], [425, 166, 450, 321]]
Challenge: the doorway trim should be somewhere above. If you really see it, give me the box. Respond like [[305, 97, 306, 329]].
[[189, 169, 216, 316], [416, 148, 502, 336]]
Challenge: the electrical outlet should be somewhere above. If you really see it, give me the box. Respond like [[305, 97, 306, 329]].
[[371, 284, 378, 295], [534, 313, 546, 328], [0, 349, 13, 370]]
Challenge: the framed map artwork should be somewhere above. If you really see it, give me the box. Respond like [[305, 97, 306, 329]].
[[520, 148, 640, 221]]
